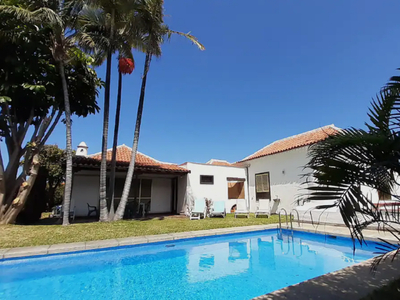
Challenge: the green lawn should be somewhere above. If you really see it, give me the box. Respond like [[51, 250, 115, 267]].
[[0, 214, 280, 248]]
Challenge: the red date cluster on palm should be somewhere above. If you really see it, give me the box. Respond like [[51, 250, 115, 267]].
[[118, 58, 135, 74]]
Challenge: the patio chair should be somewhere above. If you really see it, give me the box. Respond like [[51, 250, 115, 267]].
[[190, 199, 206, 220], [87, 203, 98, 217], [61, 205, 76, 221], [210, 201, 226, 218], [234, 199, 250, 218], [255, 199, 271, 218]]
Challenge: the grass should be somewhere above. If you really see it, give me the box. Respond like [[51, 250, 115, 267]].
[[0, 214, 280, 248]]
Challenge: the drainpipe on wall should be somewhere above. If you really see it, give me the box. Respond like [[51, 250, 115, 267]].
[[245, 164, 251, 210]]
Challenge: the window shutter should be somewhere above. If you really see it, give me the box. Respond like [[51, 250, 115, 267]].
[[256, 175, 263, 192], [262, 173, 269, 192]]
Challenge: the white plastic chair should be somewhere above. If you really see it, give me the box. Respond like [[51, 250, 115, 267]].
[[210, 201, 226, 218], [234, 199, 249, 218], [255, 199, 271, 218], [190, 199, 206, 220]]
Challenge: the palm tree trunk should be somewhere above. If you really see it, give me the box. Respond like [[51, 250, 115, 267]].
[[114, 53, 152, 221], [108, 70, 123, 220], [99, 50, 112, 222], [59, 62, 73, 226], [99, 8, 115, 222]]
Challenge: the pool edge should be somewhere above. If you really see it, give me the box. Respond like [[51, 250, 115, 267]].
[[0, 224, 277, 261], [1, 223, 396, 261]]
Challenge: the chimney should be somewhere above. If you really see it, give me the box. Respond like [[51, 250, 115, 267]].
[[76, 141, 88, 157]]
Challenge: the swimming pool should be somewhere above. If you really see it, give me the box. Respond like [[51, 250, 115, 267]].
[[0, 229, 379, 300]]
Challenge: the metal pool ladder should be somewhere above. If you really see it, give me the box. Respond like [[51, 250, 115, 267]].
[[278, 208, 301, 238]]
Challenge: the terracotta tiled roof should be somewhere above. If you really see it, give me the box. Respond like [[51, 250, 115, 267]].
[[74, 145, 189, 173], [241, 125, 340, 162], [206, 159, 231, 166]]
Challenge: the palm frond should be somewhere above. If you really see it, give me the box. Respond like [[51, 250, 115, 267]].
[[168, 30, 205, 51], [306, 69, 400, 252], [0, 5, 63, 28]]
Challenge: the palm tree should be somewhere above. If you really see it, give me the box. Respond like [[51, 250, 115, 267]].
[[108, 57, 135, 220], [114, 0, 205, 221], [0, 0, 80, 226], [77, 1, 140, 221], [305, 71, 400, 260]]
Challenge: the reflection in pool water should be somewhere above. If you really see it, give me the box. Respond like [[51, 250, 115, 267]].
[[0, 229, 379, 300]]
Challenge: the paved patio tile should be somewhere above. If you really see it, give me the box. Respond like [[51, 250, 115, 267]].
[[169, 232, 195, 240], [145, 234, 174, 243], [48, 242, 86, 254], [117, 237, 149, 246], [189, 230, 216, 237], [4, 245, 49, 259], [85, 239, 119, 250], [0, 248, 10, 259]]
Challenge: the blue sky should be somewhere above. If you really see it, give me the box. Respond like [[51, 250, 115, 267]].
[[46, 0, 400, 164]]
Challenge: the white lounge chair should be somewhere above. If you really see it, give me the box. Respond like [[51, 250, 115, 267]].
[[190, 199, 206, 220], [234, 199, 249, 218], [255, 199, 271, 218], [210, 201, 226, 218]]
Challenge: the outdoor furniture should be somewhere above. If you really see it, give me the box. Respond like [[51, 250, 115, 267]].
[[210, 201, 226, 218], [87, 203, 98, 217], [255, 199, 271, 218], [61, 205, 76, 221], [190, 199, 206, 220], [234, 199, 250, 218], [50, 205, 62, 218]]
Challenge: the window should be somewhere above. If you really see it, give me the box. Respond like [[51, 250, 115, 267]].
[[378, 190, 391, 200], [256, 173, 270, 193], [108, 178, 152, 199], [200, 175, 214, 185], [255, 172, 271, 201], [227, 178, 245, 199], [106, 178, 152, 214]]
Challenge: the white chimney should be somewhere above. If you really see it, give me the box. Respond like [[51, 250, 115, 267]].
[[76, 141, 88, 157]]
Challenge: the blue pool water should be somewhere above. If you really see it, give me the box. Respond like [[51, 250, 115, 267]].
[[0, 229, 379, 300]]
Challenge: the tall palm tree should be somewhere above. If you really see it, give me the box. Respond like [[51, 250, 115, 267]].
[[114, 0, 205, 221], [108, 57, 135, 220], [0, 0, 80, 226], [77, 1, 140, 221], [305, 71, 400, 260]]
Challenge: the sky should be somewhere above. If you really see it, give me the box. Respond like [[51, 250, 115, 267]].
[[45, 0, 400, 164]]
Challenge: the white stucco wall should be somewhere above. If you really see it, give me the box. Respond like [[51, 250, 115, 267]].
[[71, 171, 100, 217], [150, 178, 171, 213], [181, 163, 247, 212], [71, 170, 185, 216], [246, 147, 310, 213], [177, 175, 188, 214]]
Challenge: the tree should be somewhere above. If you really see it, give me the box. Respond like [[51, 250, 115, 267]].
[[17, 145, 68, 224], [39, 145, 68, 210], [0, 4, 101, 224], [107, 57, 135, 220], [305, 70, 400, 261], [113, 0, 205, 220], [0, 0, 91, 225], [76, 1, 139, 222]]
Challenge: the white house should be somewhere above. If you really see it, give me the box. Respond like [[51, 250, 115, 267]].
[[180, 160, 247, 213], [71, 144, 189, 217], [235, 125, 341, 213], [70, 124, 396, 223]]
